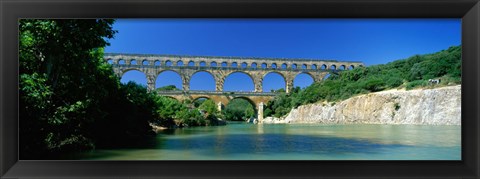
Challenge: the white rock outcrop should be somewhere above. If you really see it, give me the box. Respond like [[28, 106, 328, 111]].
[[262, 117, 285, 124], [265, 85, 461, 125]]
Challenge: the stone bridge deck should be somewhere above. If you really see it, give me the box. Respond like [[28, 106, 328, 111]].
[[157, 90, 277, 96], [105, 53, 364, 93]]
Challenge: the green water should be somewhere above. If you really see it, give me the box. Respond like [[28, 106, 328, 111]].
[[79, 123, 461, 160]]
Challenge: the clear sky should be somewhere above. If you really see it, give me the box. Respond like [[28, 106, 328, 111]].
[[105, 19, 461, 92]]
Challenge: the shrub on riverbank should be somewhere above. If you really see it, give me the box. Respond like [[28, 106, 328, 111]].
[[152, 97, 225, 128]]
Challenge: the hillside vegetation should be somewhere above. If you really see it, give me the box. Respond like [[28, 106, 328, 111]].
[[264, 45, 461, 118]]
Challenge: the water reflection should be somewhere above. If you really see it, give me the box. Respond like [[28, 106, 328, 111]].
[[163, 133, 406, 155], [78, 123, 460, 160]]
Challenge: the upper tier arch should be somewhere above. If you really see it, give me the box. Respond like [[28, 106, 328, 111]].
[[104, 53, 364, 93]]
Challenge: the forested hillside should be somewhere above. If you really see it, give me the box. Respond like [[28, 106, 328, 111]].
[[265, 45, 461, 117]]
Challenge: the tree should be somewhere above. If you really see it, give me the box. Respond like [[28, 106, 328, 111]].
[[244, 107, 255, 119], [198, 99, 218, 116], [20, 19, 119, 158], [154, 96, 183, 119], [223, 98, 255, 121], [20, 19, 165, 158]]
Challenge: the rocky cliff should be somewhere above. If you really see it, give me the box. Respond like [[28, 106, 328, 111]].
[[263, 85, 461, 125]]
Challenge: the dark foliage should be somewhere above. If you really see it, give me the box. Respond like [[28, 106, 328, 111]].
[[19, 19, 158, 158]]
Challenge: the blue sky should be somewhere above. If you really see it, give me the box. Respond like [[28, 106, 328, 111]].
[[105, 19, 461, 91]]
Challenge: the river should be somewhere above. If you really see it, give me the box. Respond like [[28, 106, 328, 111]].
[[77, 122, 461, 160]]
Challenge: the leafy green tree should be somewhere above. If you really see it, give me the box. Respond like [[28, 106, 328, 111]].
[[264, 108, 273, 117], [223, 98, 255, 121], [20, 19, 119, 158], [362, 77, 386, 92], [176, 108, 203, 126], [199, 99, 219, 116], [151, 97, 223, 127], [19, 19, 170, 158], [244, 107, 255, 119], [154, 96, 183, 120]]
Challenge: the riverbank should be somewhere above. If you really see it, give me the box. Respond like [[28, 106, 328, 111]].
[[150, 117, 227, 133], [263, 85, 461, 125]]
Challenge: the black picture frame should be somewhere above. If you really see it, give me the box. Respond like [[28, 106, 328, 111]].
[[1, 0, 479, 178]]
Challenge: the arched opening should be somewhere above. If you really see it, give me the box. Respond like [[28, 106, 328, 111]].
[[251, 62, 257, 69], [165, 60, 172, 66], [321, 64, 327, 70], [223, 98, 256, 121], [130, 59, 137, 65], [107, 59, 114, 64], [192, 97, 210, 108], [118, 59, 126, 65], [211, 62, 217, 67], [241, 62, 248, 68], [156, 70, 183, 90], [261, 63, 267, 69], [177, 61, 184, 66], [190, 71, 215, 91], [262, 72, 286, 92], [359, 65, 364, 67], [154, 60, 161, 66], [349, 65, 355, 70], [188, 61, 195, 66], [311, 64, 317, 69], [271, 63, 277, 69], [294, 73, 314, 89], [231, 62, 238, 68], [223, 72, 254, 92], [330, 65, 337, 70], [292, 64, 297, 69], [281, 63, 287, 69], [120, 70, 147, 87], [301, 64, 307, 69], [221, 62, 228, 67], [142, 60, 149, 65], [339, 65, 346, 70], [323, 73, 331, 80], [200, 61, 206, 67]]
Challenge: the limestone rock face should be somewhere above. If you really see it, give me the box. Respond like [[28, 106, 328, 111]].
[[273, 85, 461, 125]]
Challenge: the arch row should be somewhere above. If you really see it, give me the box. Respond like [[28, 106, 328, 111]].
[[104, 54, 364, 72], [162, 93, 274, 123], [114, 67, 330, 94]]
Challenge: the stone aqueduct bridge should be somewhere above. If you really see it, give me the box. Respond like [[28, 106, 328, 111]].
[[104, 53, 364, 122]]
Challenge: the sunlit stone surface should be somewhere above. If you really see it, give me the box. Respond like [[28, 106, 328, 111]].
[[280, 85, 461, 125]]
